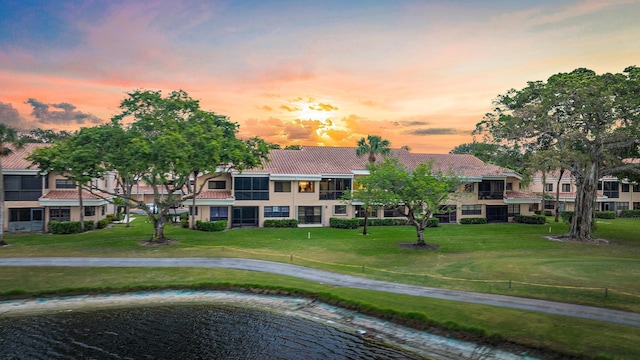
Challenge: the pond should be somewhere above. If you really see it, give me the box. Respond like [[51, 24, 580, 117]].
[[0, 305, 424, 359], [0, 291, 535, 359]]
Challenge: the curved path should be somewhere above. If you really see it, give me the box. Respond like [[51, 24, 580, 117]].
[[1, 257, 639, 327]]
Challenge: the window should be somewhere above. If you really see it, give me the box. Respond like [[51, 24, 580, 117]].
[[190, 206, 198, 216], [102, 206, 106, 216], [461, 204, 481, 215], [507, 204, 520, 217], [55, 179, 76, 189], [209, 206, 228, 221], [544, 183, 553, 192], [383, 205, 404, 217], [603, 182, 619, 198], [355, 205, 377, 218], [84, 206, 96, 216], [544, 201, 555, 210], [562, 183, 571, 192], [622, 184, 630, 192], [264, 206, 290, 218], [506, 182, 513, 191], [234, 177, 269, 200], [274, 181, 291, 192], [462, 183, 474, 193], [298, 206, 322, 224], [208, 181, 226, 190], [10, 208, 32, 222], [616, 202, 629, 211], [478, 181, 504, 199], [50, 207, 71, 222], [634, 184, 640, 192], [298, 181, 314, 193], [634, 202, 640, 210], [319, 178, 351, 200], [333, 205, 347, 215], [4, 175, 42, 201]]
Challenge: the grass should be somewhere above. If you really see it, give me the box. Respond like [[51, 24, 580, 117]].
[[1, 217, 640, 358]]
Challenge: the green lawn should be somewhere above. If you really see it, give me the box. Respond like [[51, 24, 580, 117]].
[[1, 217, 639, 359]]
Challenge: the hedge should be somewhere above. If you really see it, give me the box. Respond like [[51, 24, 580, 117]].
[[49, 220, 96, 234], [560, 211, 574, 223], [330, 217, 360, 229], [195, 220, 227, 232], [330, 217, 438, 229], [358, 218, 411, 226], [620, 209, 640, 218], [264, 219, 299, 228], [513, 215, 546, 224], [595, 211, 616, 219], [460, 217, 487, 224]]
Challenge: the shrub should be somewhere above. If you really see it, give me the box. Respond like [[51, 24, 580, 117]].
[[106, 214, 115, 222], [84, 220, 95, 231], [195, 220, 227, 232], [620, 209, 640, 218], [460, 217, 487, 224], [180, 212, 190, 228], [264, 219, 299, 228], [49, 220, 96, 234], [426, 217, 439, 228], [513, 215, 546, 224], [357, 218, 411, 226], [330, 217, 360, 229], [560, 211, 574, 223], [543, 210, 553, 216], [534, 210, 542, 215], [96, 218, 110, 229], [595, 211, 616, 219]]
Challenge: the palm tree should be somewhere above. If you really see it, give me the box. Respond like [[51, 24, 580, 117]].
[[0, 124, 24, 246], [356, 135, 391, 163]]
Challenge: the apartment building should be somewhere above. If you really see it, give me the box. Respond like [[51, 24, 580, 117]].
[[2, 143, 114, 232], [185, 147, 538, 227], [530, 169, 640, 214]]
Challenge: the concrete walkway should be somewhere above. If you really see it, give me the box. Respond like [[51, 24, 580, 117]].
[[1, 257, 639, 327]]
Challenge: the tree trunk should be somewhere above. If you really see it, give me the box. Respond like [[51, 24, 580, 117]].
[[362, 210, 368, 235], [78, 183, 85, 233], [0, 159, 6, 246], [190, 170, 198, 229], [150, 214, 168, 241], [554, 169, 565, 222], [416, 226, 425, 246], [568, 162, 597, 241]]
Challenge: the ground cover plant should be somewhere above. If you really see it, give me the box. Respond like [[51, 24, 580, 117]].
[[1, 217, 639, 358]]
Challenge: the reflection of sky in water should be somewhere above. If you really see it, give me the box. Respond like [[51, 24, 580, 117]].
[[0, 305, 424, 359]]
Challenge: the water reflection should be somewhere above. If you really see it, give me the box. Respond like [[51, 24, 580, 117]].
[[0, 305, 425, 359]]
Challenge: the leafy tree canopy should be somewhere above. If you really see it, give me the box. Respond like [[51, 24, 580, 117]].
[[475, 67, 640, 241]]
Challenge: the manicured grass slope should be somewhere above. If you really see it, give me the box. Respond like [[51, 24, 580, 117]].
[[1, 218, 639, 358]]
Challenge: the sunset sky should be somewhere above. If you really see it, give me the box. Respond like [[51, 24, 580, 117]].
[[1, 0, 638, 153]]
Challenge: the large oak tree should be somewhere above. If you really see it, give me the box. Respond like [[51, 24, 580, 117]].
[[475, 67, 640, 242], [106, 90, 269, 241]]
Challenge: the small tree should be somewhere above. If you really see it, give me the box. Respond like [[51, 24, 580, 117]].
[[0, 124, 25, 245], [28, 127, 106, 233], [364, 158, 459, 247]]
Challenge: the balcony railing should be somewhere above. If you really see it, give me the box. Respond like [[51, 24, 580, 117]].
[[478, 191, 504, 200]]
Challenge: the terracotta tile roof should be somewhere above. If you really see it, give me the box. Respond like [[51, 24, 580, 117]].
[[1, 143, 48, 170], [194, 191, 233, 200], [252, 146, 516, 178], [41, 190, 109, 200]]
